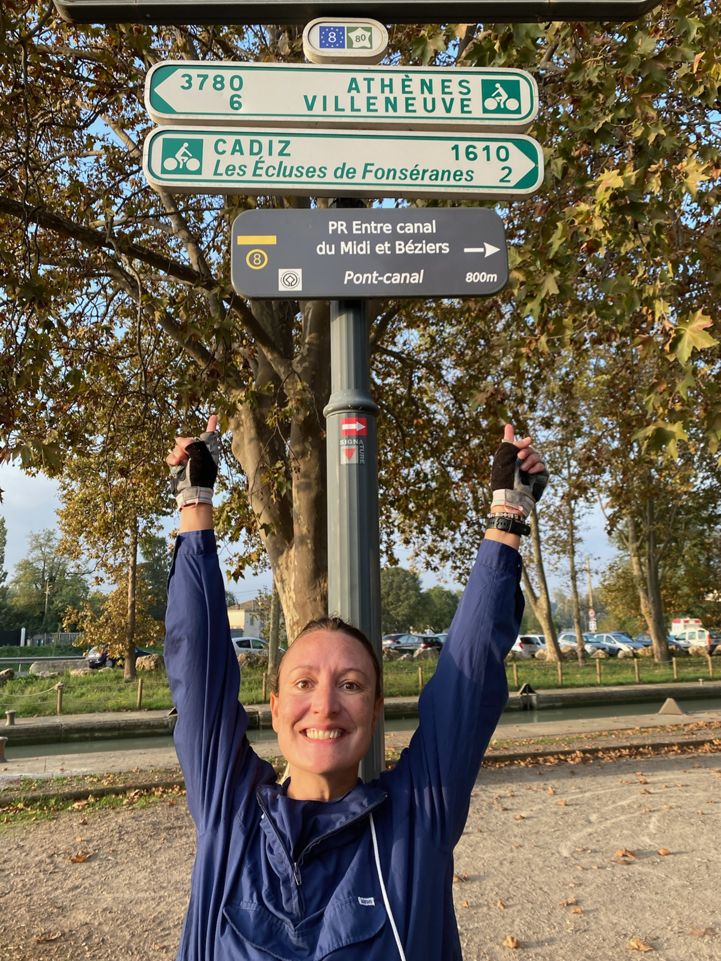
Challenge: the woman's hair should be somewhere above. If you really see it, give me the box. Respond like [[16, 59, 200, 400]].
[[270, 616, 382, 699]]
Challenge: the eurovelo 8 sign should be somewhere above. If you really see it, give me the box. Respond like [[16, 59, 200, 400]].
[[231, 208, 508, 299], [145, 61, 538, 132], [302, 18, 389, 64], [142, 126, 544, 200]]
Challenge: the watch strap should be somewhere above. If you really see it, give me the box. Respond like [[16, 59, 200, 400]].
[[487, 513, 531, 536]]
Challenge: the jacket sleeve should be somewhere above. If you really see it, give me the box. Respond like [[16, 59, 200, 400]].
[[164, 529, 259, 830], [384, 539, 523, 849]]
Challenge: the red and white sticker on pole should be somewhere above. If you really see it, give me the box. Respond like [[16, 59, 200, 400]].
[[340, 417, 367, 464]]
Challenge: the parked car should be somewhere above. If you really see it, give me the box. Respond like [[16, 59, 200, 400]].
[[229, 632, 272, 656], [391, 633, 443, 653], [434, 633, 448, 646], [591, 632, 645, 656], [85, 645, 154, 668], [86, 645, 113, 668], [667, 635, 691, 653], [557, 631, 602, 654], [636, 633, 685, 650], [674, 627, 721, 653], [511, 634, 545, 656], [382, 633, 406, 650]]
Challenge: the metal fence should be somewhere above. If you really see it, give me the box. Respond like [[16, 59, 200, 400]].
[[28, 632, 82, 646]]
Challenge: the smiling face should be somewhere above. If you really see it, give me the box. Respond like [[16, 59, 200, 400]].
[[270, 629, 382, 801]]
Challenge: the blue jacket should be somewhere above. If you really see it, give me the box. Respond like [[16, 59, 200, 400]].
[[165, 530, 523, 961]]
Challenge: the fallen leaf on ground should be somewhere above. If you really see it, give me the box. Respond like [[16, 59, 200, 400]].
[[571, 907, 584, 915], [559, 897, 578, 907], [453, 873, 469, 883], [657, 848, 671, 856], [496, 899, 506, 910], [34, 932, 63, 943], [628, 936, 654, 952], [514, 814, 525, 821], [614, 848, 637, 860], [558, 799, 568, 806], [69, 850, 93, 863], [547, 786, 556, 795], [688, 927, 716, 938], [502, 935, 520, 949]]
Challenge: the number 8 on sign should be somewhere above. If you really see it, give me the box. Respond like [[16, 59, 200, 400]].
[[319, 25, 346, 49], [246, 249, 268, 269]]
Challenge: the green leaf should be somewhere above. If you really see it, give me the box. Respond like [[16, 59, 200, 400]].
[[634, 421, 688, 460], [672, 311, 718, 364]]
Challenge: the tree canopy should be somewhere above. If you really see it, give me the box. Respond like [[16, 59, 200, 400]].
[[1, 1, 719, 639]]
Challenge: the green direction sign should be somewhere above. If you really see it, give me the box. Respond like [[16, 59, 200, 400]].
[[142, 126, 544, 199], [146, 62, 538, 132]]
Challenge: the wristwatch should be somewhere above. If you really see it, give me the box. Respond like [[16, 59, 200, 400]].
[[486, 513, 531, 536]]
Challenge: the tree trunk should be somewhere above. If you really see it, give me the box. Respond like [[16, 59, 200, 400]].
[[567, 523, 586, 665], [268, 580, 281, 670], [522, 508, 560, 661], [644, 499, 670, 662], [625, 510, 666, 663], [227, 302, 332, 640], [124, 518, 138, 682]]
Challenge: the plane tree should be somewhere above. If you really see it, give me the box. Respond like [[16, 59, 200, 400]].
[[2, 1, 720, 640]]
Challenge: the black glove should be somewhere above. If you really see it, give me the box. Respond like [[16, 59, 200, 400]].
[[170, 429, 220, 509], [491, 441, 548, 517]]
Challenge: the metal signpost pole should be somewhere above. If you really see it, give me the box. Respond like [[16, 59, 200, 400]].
[[324, 198, 384, 781]]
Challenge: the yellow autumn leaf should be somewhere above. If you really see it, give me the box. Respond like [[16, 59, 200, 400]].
[[628, 936, 654, 952]]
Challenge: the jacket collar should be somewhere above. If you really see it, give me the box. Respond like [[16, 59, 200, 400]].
[[256, 780, 387, 863]]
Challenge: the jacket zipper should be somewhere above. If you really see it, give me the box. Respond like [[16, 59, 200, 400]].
[[256, 789, 388, 891], [295, 793, 388, 871], [256, 794, 305, 917]]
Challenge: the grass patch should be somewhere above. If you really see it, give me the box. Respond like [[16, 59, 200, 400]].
[[0, 654, 716, 719], [0, 670, 174, 716], [0, 782, 186, 828], [504, 655, 719, 689], [0, 643, 80, 658]]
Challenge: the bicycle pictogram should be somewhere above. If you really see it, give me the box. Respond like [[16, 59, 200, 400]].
[[481, 79, 522, 115], [161, 139, 203, 173]]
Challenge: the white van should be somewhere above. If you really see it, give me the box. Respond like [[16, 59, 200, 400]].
[[673, 627, 720, 653]]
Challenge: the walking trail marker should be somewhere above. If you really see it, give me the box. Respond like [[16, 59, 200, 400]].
[[142, 126, 543, 199], [146, 62, 538, 132], [231, 207, 508, 299]]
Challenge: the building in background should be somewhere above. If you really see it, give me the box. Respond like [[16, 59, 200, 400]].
[[227, 600, 263, 637]]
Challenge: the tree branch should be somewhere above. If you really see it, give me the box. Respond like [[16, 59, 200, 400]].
[[0, 193, 291, 370]]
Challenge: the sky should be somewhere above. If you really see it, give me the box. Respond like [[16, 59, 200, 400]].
[[0, 462, 618, 597]]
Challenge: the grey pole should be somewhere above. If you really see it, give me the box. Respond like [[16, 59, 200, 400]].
[[324, 200, 384, 781]]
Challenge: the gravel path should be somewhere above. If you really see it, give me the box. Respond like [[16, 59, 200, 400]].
[[1, 751, 719, 961]]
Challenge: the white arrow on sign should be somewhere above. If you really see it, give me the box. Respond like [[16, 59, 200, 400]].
[[341, 419, 368, 433], [464, 242, 501, 257]]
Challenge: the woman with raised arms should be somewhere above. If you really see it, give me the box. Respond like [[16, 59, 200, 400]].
[[164, 416, 547, 961]]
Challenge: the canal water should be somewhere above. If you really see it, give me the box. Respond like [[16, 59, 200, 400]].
[[6, 695, 720, 760]]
